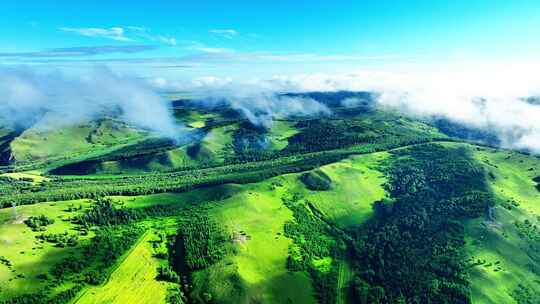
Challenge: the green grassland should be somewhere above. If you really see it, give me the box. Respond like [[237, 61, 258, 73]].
[[50, 122, 238, 176], [474, 147, 540, 214], [189, 123, 237, 163], [74, 229, 175, 304], [113, 185, 241, 209], [173, 108, 219, 129], [267, 120, 299, 151], [0, 199, 93, 298], [11, 118, 147, 164], [3, 93, 540, 304], [0, 171, 49, 183], [463, 147, 540, 304], [86, 122, 238, 174], [108, 180, 336, 303], [190, 179, 317, 304], [291, 152, 388, 228]]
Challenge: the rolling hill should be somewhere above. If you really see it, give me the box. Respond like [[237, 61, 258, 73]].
[[0, 91, 538, 304]]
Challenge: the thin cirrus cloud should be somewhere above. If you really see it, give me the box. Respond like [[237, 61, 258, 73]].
[[209, 29, 238, 39], [0, 45, 159, 58], [183, 40, 233, 54], [59, 26, 177, 46], [60, 27, 130, 41], [126, 26, 177, 46]]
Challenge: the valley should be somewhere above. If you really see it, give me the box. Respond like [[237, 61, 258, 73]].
[[0, 92, 539, 304]]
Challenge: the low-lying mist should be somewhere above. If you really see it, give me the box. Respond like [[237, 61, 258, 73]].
[[0, 67, 184, 140], [162, 66, 540, 153], [186, 90, 331, 128], [4, 65, 540, 154]]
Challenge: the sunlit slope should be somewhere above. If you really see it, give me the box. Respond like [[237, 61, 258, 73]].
[[465, 147, 540, 304], [75, 230, 174, 304], [0, 199, 93, 298], [189, 180, 317, 304], [49, 120, 301, 175], [10, 118, 147, 165], [0, 150, 383, 303], [285, 152, 388, 228]]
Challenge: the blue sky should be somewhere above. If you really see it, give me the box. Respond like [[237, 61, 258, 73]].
[[2, 1, 540, 80]]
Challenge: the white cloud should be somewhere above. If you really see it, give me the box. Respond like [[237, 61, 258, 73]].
[[209, 29, 238, 39], [126, 26, 177, 46], [60, 27, 131, 41], [247, 33, 262, 39], [151, 61, 540, 153], [0, 67, 185, 139], [183, 41, 233, 54], [156, 36, 177, 46], [59, 26, 177, 46]]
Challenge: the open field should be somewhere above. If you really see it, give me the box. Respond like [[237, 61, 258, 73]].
[[191, 179, 317, 304], [463, 147, 540, 304], [267, 120, 299, 150], [0, 171, 49, 183], [11, 119, 146, 165], [474, 147, 540, 215], [75, 229, 175, 304], [0, 199, 92, 299], [294, 152, 388, 228]]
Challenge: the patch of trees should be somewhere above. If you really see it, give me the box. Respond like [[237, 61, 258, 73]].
[[350, 144, 494, 303], [172, 213, 228, 271], [166, 286, 187, 304], [0, 175, 35, 196], [157, 265, 180, 283], [1, 284, 83, 304], [0, 255, 12, 267], [162, 208, 230, 304], [36, 232, 79, 247], [283, 196, 345, 304], [231, 121, 274, 162], [74, 197, 191, 228], [282, 91, 376, 108], [515, 219, 540, 242], [299, 169, 332, 191], [1, 149, 352, 208], [74, 198, 134, 227], [512, 283, 540, 304], [50, 226, 143, 284], [533, 176, 540, 192], [0, 110, 454, 209], [3, 226, 143, 304], [431, 118, 500, 146], [24, 215, 54, 231], [284, 119, 378, 153], [283, 113, 445, 155]]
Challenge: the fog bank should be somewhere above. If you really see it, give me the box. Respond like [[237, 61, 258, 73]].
[[0, 67, 182, 139], [158, 65, 540, 153]]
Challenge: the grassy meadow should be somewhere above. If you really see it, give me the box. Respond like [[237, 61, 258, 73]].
[[74, 229, 175, 304], [0, 199, 93, 298], [464, 147, 540, 304]]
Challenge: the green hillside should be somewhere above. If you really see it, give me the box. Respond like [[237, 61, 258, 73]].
[[1, 92, 539, 304]]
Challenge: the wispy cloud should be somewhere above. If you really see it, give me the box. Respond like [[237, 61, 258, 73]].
[[183, 40, 233, 54], [209, 29, 238, 39], [126, 26, 177, 46], [164, 51, 419, 64], [60, 27, 130, 41], [59, 26, 177, 46], [247, 33, 262, 39], [0, 45, 158, 58]]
